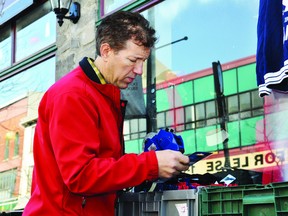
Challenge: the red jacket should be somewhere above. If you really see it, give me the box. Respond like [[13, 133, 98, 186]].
[[23, 63, 158, 216]]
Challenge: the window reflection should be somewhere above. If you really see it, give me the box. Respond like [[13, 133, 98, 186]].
[[103, 0, 135, 15], [16, 12, 56, 62], [0, 57, 55, 107], [206, 100, 216, 118], [175, 107, 184, 125], [195, 103, 205, 121], [139, 118, 146, 131], [157, 112, 165, 129], [0, 25, 12, 70], [175, 82, 193, 107], [228, 95, 239, 114], [130, 119, 139, 133], [123, 121, 130, 136], [185, 105, 195, 124], [166, 110, 174, 127], [240, 111, 251, 119], [240, 92, 251, 111], [141, 0, 258, 86], [251, 90, 263, 109], [125, 1, 268, 178]]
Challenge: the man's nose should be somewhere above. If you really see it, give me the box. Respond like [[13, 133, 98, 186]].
[[133, 61, 143, 75]]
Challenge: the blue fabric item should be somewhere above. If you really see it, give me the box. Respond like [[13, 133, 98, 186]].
[[143, 129, 185, 153], [256, 0, 288, 97]]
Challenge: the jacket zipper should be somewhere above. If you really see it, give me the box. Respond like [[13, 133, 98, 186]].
[[82, 196, 86, 208]]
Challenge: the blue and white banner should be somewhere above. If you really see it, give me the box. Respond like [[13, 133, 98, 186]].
[[120, 75, 146, 119], [256, 0, 288, 97]]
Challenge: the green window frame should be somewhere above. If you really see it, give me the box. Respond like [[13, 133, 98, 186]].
[[196, 125, 220, 152], [125, 139, 142, 154], [227, 121, 241, 148], [179, 129, 196, 154], [175, 81, 193, 107], [4, 139, 9, 160], [240, 116, 263, 147], [237, 63, 257, 92], [0, 169, 17, 200], [13, 132, 19, 156], [156, 87, 172, 112], [194, 75, 215, 103], [223, 68, 238, 95]]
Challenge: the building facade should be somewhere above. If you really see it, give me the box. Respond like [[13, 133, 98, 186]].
[[0, 0, 57, 210], [0, 97, 27, 211]]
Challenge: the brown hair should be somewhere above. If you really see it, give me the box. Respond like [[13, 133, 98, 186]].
[[96, 11, 157, 56]]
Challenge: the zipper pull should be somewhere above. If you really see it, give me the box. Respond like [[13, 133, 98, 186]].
[[82, 197, 86, 208]]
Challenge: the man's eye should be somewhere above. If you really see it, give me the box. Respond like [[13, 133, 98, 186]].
[[129, 59, 137, 63]]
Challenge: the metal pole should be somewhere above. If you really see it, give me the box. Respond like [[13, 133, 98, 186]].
[[146, 9, 157, 133], [212, 61, 231, 168]]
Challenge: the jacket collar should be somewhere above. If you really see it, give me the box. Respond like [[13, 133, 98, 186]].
[[79, 57, 106, 84]]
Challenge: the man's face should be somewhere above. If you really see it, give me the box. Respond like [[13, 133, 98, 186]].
[[105, 39, 151, 89]]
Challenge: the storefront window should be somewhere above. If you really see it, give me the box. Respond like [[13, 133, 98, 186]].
[[0, 0, 33, 25], [0, 169, 17, 200], [228, 95, 239, 114], [175, 107, 184, 125], [16, 4, 56, 62], [100, 0, 161, 17], [0, 26, 12, 71], [206, 100, 216, 119], [156, 88, 171, 112], [0, 57, 55, 107], [185, 105, 195, 126], [130, 119, 139, 133], [175, 82, 193, 107], [165, 110, 174, 127], [118, 0, 288, 185], [195, 103, 205, 121], [101, 0, 136, 16], [194, 76, 215, 103], [13, 132, 20, 156], [157, 112, 165, 129], [141, 0, 258, 85], [137, 1, 277, 183], [252, 90, 263, 109], [240, 92, 251, 112]]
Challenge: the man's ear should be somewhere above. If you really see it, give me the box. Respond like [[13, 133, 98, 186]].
[[100, 43, 112, 61]]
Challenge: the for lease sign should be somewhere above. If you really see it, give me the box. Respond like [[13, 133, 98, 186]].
[[188, 148, 287, 174]]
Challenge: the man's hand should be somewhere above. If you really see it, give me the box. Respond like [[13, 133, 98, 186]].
[[155, 150, 190, 179]]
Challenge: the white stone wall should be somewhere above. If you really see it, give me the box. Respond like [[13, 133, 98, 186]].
[[55, 0, 99, 80], [17, 92, 44, 209], [16, 125, 35, 209]]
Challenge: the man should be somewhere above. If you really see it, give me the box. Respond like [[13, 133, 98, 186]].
[[23, 11, 189, 216]]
